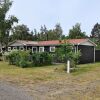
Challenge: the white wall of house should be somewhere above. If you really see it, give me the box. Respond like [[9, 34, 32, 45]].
[[80, 41, 95, 46]]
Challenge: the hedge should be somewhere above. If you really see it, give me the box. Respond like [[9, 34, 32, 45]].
[[7, 51, 52, 68]]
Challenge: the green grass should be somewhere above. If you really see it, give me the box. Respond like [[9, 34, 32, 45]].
[[0, 61, 100, 100], [0, 61, 66, 85], [73, 63, 100, 75], [0, 61, 100, 86]]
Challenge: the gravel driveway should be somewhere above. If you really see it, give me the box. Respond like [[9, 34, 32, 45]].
[[0, 81, 34, 100]]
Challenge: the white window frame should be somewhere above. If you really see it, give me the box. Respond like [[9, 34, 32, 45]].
[[20, 46, 24, 51], [50, 46, 55, 52], [8, 47, 11, 51], [13, 47, 17, 50], [39, 47, 44, 52], [32, 47, 37, 53]]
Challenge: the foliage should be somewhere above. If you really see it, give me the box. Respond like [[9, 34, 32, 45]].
[[8, 51, 30, 68], [91, 23, 100, 41], [69, 51, 81, 64], [7, 51, 19, 65], [55, 43, 72, 62], [55, 41, 81, 68], [7, 51, 52, 68], [53, 23, 63, 40], [0, 0, 18, 49], [32, 23, 63, 41], [32, 52, 52, 66], [10, 24, 34, 41], [68, 23, 87, 39], [91, 23, 100, 49]]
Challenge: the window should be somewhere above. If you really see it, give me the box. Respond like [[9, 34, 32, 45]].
[[13, 47, 17, 50], [20, 46, 24, 51], [8, 47, 11, 51], [32, 47, 37, 53], [50, 46, 55, 52], [39, 47, 44, 52]]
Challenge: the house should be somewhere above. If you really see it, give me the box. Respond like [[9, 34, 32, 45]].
[[8, 39, 96, 64]]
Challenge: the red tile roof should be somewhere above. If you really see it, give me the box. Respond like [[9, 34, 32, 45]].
[[38, 39, 88, 46], [38, 40, 60, 46], [15, 39, 96, 46], [66, 39, 88, 45]]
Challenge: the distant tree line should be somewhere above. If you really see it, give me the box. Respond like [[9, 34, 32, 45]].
[[10, 23, 87, 42]]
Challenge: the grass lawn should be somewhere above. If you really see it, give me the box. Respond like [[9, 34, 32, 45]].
[[0, 61, 66, 85], [0, 61, 100, 86], [0, 61, 100, 99]]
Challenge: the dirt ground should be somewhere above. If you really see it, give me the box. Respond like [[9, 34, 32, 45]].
[[0, 81, 34, 100], [1, 74, 100, 100], [24, 69, 100, 100]]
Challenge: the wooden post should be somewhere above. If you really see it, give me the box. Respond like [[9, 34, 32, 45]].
[[67, 60, 70, 73], [94, 47, 95, 63]]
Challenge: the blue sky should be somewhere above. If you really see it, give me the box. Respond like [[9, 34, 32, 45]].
[[8, 0, 100, 36]]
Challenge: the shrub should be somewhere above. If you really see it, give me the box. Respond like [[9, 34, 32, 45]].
[[7, 51, 52, 68], [32, 52, 52, 66], [19, 60, 29, 68], [3, 52, 10, 61], [55, 43, 81, 68], [71, 51, 81, 64], [8, 51, 19, 65], [18, 51, 31, 68], [8, 51, 31, 68]]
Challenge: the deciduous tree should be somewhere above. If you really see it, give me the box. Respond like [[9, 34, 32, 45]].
[[68, 23, 87, 39], [0, 0, 18, 50], [11, 24, 33, 40]]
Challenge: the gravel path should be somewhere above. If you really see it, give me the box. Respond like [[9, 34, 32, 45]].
[[0, 81, 34, 100]]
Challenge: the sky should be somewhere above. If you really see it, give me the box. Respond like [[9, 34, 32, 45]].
[[7, 0, 100, 36]]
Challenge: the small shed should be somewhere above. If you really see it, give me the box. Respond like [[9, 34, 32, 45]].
[[73, 39, 96, 63]]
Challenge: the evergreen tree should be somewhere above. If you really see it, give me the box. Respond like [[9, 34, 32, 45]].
[[91, 23, 100, 42], [54, 23, 63, 40], [33, 29, 38, 41]]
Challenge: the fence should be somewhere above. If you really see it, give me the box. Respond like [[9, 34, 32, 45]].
[[95, 50, 100, 62]]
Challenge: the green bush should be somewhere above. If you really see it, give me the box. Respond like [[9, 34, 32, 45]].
[[8, 51, 31, 68], [18, 51, 31, 68], [32, 52, 52, 66], [7, 51, 52, 68], [3, 52, 10, 61], [55, 43, 81, 68], [8, 51, 19, 65]]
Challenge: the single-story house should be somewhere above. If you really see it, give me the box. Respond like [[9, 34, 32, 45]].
[[7, 39, 96, 64]]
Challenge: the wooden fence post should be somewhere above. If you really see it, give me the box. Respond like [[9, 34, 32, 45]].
[[67, 60, 70, 73]]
